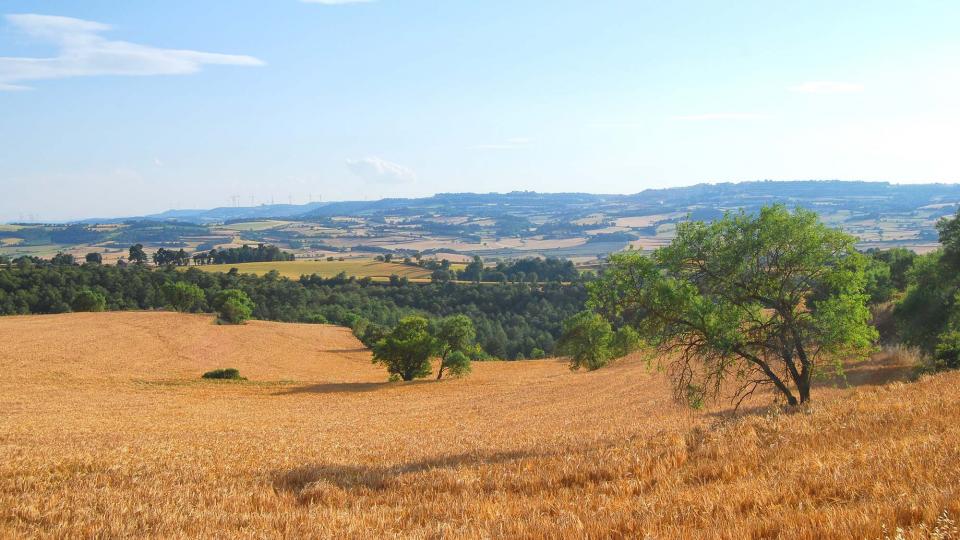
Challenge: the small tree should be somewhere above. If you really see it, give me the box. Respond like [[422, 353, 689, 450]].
[[85, 252, 103, 265], [433, 314, 476, 379], [557, 311, 613, 371], [72, 288, 107, 312], [443, 351, 472, 378], [589, 205, 876, 406], [213, 289, 254, 324], [163, 281, 205, 313], [372, 316, 434, 381], [128, 244, 148, 265]]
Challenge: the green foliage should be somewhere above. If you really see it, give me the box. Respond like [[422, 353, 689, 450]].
[[51, 252, 75, 266], [163, 281, 206, 313], [443, 350, 472, 378], [128, 244, 148, 265], [372, 316, 435, 381], [84, 252, 102, 265], [433, 314, 476, 379], [72, 288, 106, 312], [530, 347, 545, 359], [557, 311, 613, 371], [932, 331, 960, 371], [213, 289, 254, 324], [0, 262, 584, 359], [589, 205, 876, 405], [201, 368, 246, 380], [610, 325, 642, 358]]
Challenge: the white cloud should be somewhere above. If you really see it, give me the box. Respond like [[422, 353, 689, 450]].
[[0, 14, 264, 90], [346, 157, 416, 184], [470, 137, 533, 150], [789, 81, 864, 94], [672, 113, 768, 121]]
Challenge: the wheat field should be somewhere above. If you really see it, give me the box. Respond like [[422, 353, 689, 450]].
[[1, 312, 958, 539]]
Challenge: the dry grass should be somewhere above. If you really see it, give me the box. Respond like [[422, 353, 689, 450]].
[[1, 312, 958, 539], [190, 259, 434, 281]]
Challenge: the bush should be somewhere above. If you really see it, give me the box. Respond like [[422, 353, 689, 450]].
[[163, 281, 205, 313], [557, 311, 613, 371], [444, 350, 472, 378], [201, 368, 246, 380], [610, 326, 643, 358], [933, 331, 960, 371], [72, 288, 106, 312], [213, 289, 254, 324]]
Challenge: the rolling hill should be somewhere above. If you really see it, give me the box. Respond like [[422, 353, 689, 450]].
[[1, 312, 957, 538]]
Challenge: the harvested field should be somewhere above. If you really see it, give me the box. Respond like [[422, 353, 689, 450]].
[[190, 259, 434, 281], [1, 312, 958, 539]]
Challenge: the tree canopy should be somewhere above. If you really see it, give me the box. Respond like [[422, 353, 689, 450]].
[[372, 316, 435, 381], [588, 205, 876, 406]]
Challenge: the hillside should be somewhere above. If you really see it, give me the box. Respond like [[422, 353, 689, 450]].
[[1, 312, 958, 538], [4, 181, 959, 263]]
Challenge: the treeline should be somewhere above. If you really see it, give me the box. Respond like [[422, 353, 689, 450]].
[[193, 244, 295, 265], [0, 262, 584, 359], [417, 256, 580, 284]]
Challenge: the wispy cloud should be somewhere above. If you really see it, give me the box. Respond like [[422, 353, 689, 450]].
[[672, 113, 768, 121], [790, 81, 864, 94], [346, 157, 416, 184], [470, 137, 533, 150], [0, 14, 263, 90]]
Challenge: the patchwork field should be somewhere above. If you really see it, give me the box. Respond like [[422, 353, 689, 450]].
[[1, 312, 958, 538], [191, 259, 435, 281]]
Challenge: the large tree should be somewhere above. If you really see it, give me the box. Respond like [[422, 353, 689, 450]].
[[589, 205, 876, 406]]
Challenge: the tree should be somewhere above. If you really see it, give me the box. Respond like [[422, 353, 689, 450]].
[[589, 206, 876, 406], [610, 325, 643, 358], [442, 351, 472, 378], [163, 281, 205, 313], [51, 252, 75, 266], [85, 252, 103, 265], [557, 311, 613, 371], [72, 288, 106, 312], [128, 244, 148, 265], [213, 289, 254, 324], [372, 316, 435, 381], [433, 314, 475, 379]]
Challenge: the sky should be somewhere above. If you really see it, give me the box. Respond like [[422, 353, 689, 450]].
[[2, 0, 960, 222]]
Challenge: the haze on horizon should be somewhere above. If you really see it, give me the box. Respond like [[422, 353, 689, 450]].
[[2, 0, 960, 222]]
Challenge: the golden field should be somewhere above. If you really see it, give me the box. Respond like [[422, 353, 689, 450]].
[[1, 312, 959, 539], [189, 259, 434, 281]]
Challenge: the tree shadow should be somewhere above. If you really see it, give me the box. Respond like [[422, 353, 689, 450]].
[[272, 449, 538, 498], [275, 379, 435, 395], [322, 347, 369, 354]]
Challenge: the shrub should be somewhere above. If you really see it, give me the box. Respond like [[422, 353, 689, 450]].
[[213, 289, 254, 324], [72, 288, 106, 312], [444, 350, 472, 378], [557, 311, 613, 371], [610, 326, 642, 358], [162, 281, 205, 313], [201, 368, 246, 380]]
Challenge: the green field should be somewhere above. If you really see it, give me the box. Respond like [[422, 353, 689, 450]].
[[192, 259, 435, 280], [0, 225, 24, 232]]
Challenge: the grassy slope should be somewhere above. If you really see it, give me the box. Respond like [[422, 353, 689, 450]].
[[0, 312, 957, 538]]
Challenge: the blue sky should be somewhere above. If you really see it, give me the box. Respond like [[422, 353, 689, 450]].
[[2, 1, 960, 221]]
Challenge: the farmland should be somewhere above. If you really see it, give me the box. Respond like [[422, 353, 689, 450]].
[[1, 182, 957, 264], [1, 311, 957, 538], [190, 259, 436, 281]]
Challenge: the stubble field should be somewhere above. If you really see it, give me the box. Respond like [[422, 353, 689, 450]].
[[1, 312, 958, 538]]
